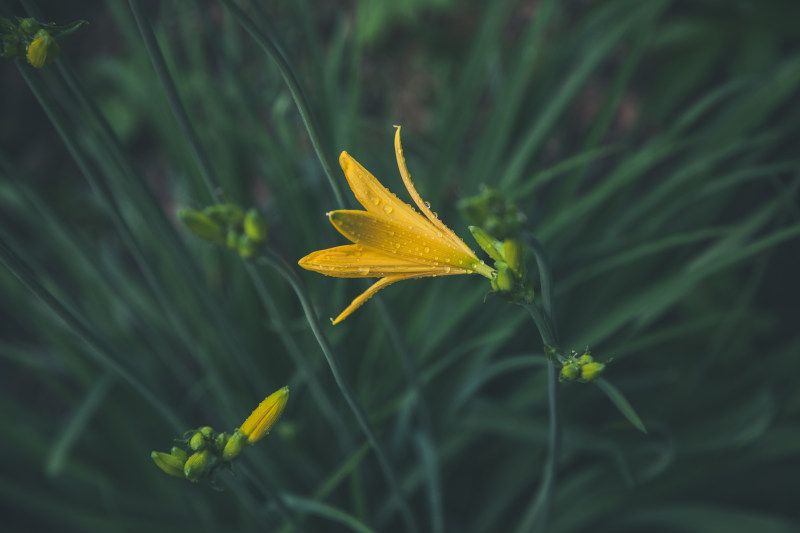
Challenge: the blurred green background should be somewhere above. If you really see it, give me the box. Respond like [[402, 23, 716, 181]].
[[1, 0, 799, 532]]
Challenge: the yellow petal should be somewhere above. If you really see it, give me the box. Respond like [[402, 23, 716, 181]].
[[329, 210, 479, 271], [339, 151, 422, 221], [299, 244, 456, 277], [394, 126, 476, 257], [332, 273, 433, 324]]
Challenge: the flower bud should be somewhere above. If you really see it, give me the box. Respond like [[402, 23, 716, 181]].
[[189, 431, 206, 451], [183, 449, 212, 482], [239, 386, 290, 444], [204, 204, 243, 226], [580, 362, 605, 381], [177, 208, 226, 244], [199, 426, 214, 439], [19, 18, 40, 35], [578, 353, 594, 365], [492, 263, 515, 292], [243, 208, 268, 243], [26, 29, 59, 68], [170, 446, 188, 463], [222, 431, 246, 461], [215, 432, 230, 451], [151, 451, 186, 478], [560, 363, 581, 382], [503, 239, 525, 277]]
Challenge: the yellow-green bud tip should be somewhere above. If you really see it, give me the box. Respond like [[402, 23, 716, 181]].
[[177, 207, 226, 244], [580, 362, 605, 381], [26, 30, 59, 68], [189, 431, 206, 451], [238, 386, 290, 445]]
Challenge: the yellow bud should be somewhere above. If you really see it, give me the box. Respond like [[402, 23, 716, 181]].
[[222, 431, 246, 461], [184, 449, 212, 482], [151, 451, 185, 478], [560, 363, 581, 382], [189, 431, 206, 451], [26, 29, 59, 68], [239, 386, 290, 444], [503, 239, 525, 277], [237, 235, 260, 259], [243, 208, 268, 242], [177, 208, 226, 244], [580, 362, 605, 381]]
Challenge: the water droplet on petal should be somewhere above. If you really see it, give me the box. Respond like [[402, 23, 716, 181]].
[[424, 247, 430, 253], [425, 201, 431, 208], [358, 266, 370, 274], [443, 267, 451, 273], [370, 196, 380, 205], [388, 231, 395, 237], [383, 205, 393, 214]]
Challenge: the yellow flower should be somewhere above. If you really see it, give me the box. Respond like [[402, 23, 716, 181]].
[[26, 30, 59, 68], [238, 386, 289, 444], [299, 126, 494, 324]]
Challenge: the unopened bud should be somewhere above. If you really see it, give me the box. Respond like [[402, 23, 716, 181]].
[[177, 208, 225, 244], [560, 363, 581, 382], [503, 239, 524, 277], [189, 431, 206, 451], [183, 449, 212, 482], [222, 431, 246, 461], [170, 446, 188, 463], [151, 451, 186, 478], [580, 362, 605, 381], [243, 208, 268, 242], [578, 353, 594, 365], [468, 226, 505, 263], [492, 263, 514, 292], [237, 235, 260, 259], [26, 29, 59, 68], [239, 386, 290, 444]]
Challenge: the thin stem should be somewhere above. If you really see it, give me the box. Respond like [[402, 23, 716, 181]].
[[218, 0, 345, 207], [257, 251, 419, 533], [514, 236, 562, 533]]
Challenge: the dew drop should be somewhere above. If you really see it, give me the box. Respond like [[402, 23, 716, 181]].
[[425, 201, 431, 208], [358, 266, 370, 274], [424, 247, 430, 253], [443, 267, 451, 273], [383, 205, 394, 214], [388, 231, 395, 237], [395, 243, 401, 248], [370, 196, 380, 205]]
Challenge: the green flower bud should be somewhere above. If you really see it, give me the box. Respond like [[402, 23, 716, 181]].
[[237, 235, 260, 259], [184, 449, 212, 482], [204, 204, 243, 226], [578, 353, 594, 365], [26, 29, 59, 68], [222, 431, 246, 461], [243, 208, 268, 243], [189, 431, 206, 451], [560, 363, 581, 382], [151, 451, 186, 478], [493, 263, 514, 292], [503, 239, 525, 277], [170, 446, 188, 463], [215, 432, 230, 452], [199, 426, 214, 439], [177, 207, 226, 244], [19, 18, 40, 35], [580, 362, 605, 381]]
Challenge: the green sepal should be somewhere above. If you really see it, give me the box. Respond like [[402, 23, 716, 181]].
[[469, 226, 505, 263]]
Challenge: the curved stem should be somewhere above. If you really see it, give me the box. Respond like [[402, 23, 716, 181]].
[[257, 251, 419, 533]]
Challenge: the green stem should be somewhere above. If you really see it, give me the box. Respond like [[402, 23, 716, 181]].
[[257, 251, 419, 533], [218, 0, 345, 207], [514, 236, 562, 533]]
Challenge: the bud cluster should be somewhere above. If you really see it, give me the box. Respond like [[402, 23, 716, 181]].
[[554, 348, 606, 383], [177, 203, 268, 259], [1, 16, 86, 68], [151, 386, 288, 484]]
